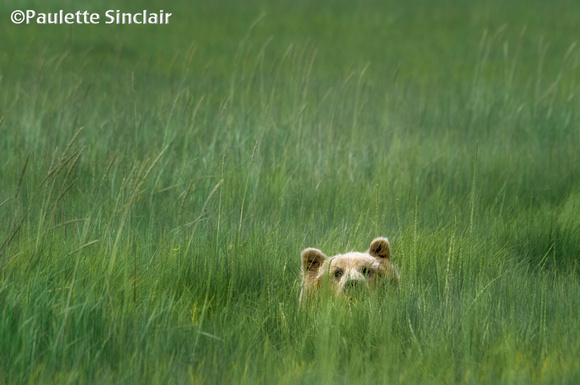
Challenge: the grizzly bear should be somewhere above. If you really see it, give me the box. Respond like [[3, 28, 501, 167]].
[[300, 237, 399, 302]]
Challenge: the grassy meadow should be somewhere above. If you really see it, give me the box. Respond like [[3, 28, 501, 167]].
[[1, 0, 579, 383]]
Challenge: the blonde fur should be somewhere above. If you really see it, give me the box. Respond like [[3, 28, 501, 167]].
[[300, 237, 399, 302]]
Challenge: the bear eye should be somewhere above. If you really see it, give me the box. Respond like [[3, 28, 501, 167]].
[[361, 267, 373, 277], [333, 269, 343, 279]]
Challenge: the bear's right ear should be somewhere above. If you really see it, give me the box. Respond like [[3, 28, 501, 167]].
[[301, 248, 327, 276], [369, 237, 391, 260]]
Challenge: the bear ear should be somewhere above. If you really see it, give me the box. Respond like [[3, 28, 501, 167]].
[[301, 248, 327, 275], [369, 237, 391, 260]]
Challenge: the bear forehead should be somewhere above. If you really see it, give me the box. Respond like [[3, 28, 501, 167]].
[[328, 252, 381, 270]]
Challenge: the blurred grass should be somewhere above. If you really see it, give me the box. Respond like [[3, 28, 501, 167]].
[[1, 0, 579, 384]]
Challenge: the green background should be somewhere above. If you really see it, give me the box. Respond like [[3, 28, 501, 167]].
[[1, 0, 579, 383]]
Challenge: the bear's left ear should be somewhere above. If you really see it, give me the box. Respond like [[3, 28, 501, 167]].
[[301, 248, 327, 276], [369, 237, 391, 260]]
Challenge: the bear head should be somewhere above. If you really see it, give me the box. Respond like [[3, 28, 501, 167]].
[[300, 237, 399, 302]]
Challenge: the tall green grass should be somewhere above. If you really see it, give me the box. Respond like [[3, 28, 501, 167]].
[[1, 1, 580, 383]]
